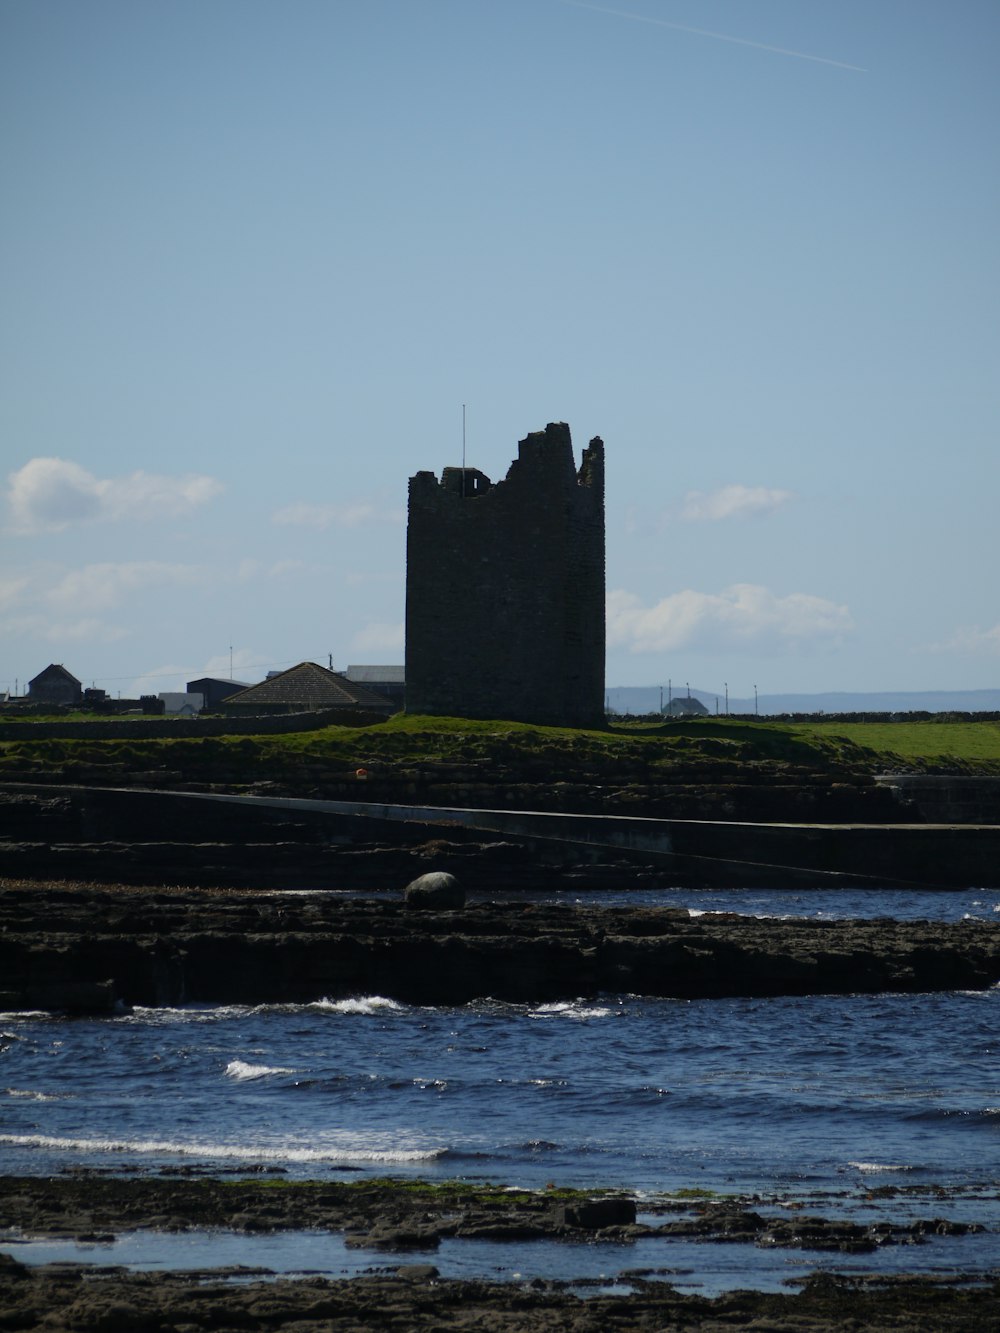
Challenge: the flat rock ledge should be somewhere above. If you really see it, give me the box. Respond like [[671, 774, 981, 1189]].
[[1, 1176, 997, 1332], [2, 1261, 996, 1332], [1, 882, 997, 1010]]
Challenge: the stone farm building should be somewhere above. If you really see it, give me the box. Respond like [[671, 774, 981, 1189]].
[[28, 664, 83, 707], [344, 665, 405, 710], [221, 661, 394, 720], [186, 677, 253, 710]]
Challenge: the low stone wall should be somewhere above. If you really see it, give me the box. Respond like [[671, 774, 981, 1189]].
[[0, 709, 388, 741], [876, 774, 1000, 824], [6, 784, 1000, 889]]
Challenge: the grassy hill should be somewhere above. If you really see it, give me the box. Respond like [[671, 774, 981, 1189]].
[[2, 714, 998, 802]]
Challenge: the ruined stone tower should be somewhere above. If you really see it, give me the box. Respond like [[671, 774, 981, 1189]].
[[405, 422, 605, 727]]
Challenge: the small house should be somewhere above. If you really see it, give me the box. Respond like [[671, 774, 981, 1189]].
[[28, 664, 83, 707], [664, 696, 710, 717], [221, 661, 394, 718], [186, 677, 252, 709]]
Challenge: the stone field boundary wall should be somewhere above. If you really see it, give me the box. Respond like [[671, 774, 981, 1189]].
[[0, 708, 388, 741]]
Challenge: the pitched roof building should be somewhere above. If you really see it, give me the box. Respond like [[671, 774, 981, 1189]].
[[28, 664, 83, 706], [221, 661, 394, 717], [186, 676, 253, 709], [345, 665, 405, 708]]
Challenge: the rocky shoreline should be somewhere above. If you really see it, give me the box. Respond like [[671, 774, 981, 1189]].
[[2, 879, 997, 1012], [5, 782, 1000, 890], [2, 1174, 998, 1331]]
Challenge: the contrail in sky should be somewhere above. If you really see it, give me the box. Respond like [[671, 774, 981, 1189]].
[[560, 1, 869, 73]]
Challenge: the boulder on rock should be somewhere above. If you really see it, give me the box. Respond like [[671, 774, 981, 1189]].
[[404, 871, 465, 909]]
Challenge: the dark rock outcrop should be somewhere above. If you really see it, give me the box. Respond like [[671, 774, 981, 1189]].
[[0, 883, 996, 1010]]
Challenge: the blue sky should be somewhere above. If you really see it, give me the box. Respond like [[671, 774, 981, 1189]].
[[2, 0, 997, 700]]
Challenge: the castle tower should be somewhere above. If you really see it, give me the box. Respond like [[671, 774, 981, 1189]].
[[405, 422, 605, 727]]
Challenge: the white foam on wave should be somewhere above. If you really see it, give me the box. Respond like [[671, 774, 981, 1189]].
[[847, 1160, 914, 1173], [312, 996, 407, 1016], [124, 996, 409, 1023], [0, 1132, 445, 1165], [532, 1001, 613, 1020], [126, 1005, 256, 1024], [4, 1088, 64, 1101], [225, 1060, 296, 1081]]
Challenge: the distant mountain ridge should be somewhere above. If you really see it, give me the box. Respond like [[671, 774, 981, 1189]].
[[605, 686, 1000, 717]]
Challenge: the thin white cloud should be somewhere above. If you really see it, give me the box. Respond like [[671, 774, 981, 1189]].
[[272, 501, 405, 529], [682, 485, 795, 522], [345, 570, 401, 587], [126, 648, 266, 696], [45, 562, 203, 614], [197, 648, 264, 682], [267, 559, 303, 578], [6, 458, 223, 534], [0, 575, 30, 611], [925, 624, 1000, 657], [99, 470, 222, 520], [560, 2, 868, 72], [350, 621, 405, 654], [2, 612, 131, 645], [608, 584, 853, 654]]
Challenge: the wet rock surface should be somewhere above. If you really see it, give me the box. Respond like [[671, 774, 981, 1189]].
[[1, 881, 997, 1010], [2, 1262, 996, 1331], [1, 1176, 997, 1330], [0, 1175, 985, 1254]]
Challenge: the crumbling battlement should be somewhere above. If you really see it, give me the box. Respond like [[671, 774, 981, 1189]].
[[405, 422, 605, 727]]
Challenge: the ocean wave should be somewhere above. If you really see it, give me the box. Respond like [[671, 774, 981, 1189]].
[[905, 1106, 1000, 1125], [311, 996, 407, 1016], [123, 996, 410, 1023], [126, 1005, 257, 1024], [3, 1088, 65, 1101], [0, 1133, 446, 1165], [531, 1001, 613, 1020], [224, 1060, 297, 1081], [847, 1160, 915, 1173]]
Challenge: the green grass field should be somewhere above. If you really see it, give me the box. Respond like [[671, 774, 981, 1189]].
[[266, 713, 1000, 774], [2, 712, 999, 777], [785, 719, 1000, 768]]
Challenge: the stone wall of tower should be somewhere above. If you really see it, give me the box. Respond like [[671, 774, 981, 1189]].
[[405, 422, 605, 727]]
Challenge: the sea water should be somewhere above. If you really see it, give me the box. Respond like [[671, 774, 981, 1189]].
[[2, 886, 998, 1290]]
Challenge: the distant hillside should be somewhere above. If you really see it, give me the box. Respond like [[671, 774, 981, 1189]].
[[605, 686, 1000, 717]]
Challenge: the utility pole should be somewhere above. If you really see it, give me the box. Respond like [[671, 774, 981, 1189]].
[[725, 682, 728, 715], [754, 684, 758, 716]]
